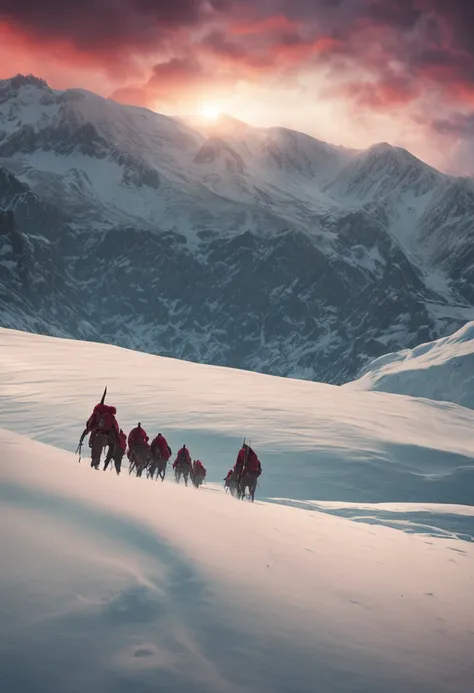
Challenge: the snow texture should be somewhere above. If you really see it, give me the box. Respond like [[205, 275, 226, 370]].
[[0, 326, 474, 692], [348, 320, 474, 409]]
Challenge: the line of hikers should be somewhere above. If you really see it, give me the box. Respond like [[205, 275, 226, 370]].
[[77, 390, 262, 499], [77, 393, 207, 488]]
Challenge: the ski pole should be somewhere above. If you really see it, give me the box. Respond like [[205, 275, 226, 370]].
[[75, 441, 83, 462]]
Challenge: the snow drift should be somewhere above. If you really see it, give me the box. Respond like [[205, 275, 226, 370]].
[[1, 429, 474, 693], [348, 320, 474, 409]]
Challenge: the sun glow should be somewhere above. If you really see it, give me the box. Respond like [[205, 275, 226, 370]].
[[200, 103, 223, 121]]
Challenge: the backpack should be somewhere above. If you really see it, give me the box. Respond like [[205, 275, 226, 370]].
[[96, 407, 116, 433], [246, 451, 260, 473], [178, 448, 189, 464]]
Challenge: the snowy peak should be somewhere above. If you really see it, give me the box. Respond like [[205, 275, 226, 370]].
[[0, 73, 52, 103], [188, 112, 253, 136], [326, 140, 441, 201], [257, 127, 349, 183], [0, 73, 202, 165], [1, 74, 474, 384], [193, 136, 245, 173]]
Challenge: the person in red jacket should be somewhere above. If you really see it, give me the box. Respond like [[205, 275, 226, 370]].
[[234, 443, 261, 478], [149, 433, 172, 481], [127, 423, 150, 476], [82, 402, 119, 439], [173, 445, 192, 485], [234, 443, 262, 502], [128, 423, 149, 451], [150, 433, 172, 461], [191, 459, 206, 488], [173, 445, 191, 469], [224, 467, 237, 495], [193, 459, 206, 475], [80, 401, 120, 469]]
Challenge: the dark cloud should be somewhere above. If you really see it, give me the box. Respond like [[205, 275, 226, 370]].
[[0, 0, 224, 51], [2, 0, 474, 124], [430, 112, 474, 137], [200, 30, 247, 60]]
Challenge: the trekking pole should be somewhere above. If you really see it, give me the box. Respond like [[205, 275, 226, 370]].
[[75, 440, 83, 463]]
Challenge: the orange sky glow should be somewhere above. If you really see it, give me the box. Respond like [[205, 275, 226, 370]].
[[0, 1, 473, 174]]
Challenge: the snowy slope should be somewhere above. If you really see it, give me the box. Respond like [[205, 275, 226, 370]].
[[1, 324, 474, 692], [1, 326, 474, 515], [348, 320, 474, 409], [1, 74, 474, 383], [1, 429, 474, 693]]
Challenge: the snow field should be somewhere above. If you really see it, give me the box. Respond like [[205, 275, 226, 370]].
[[1, 327, 474, 509], [349, 320, 474, 409], [1, 429, 474, 693]]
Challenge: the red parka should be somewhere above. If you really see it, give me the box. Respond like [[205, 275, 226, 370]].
[[128, 425, 149, 449], [173, 446, 191, 469], [234, 446, 261, 474], [151, 433, 171, 460], [87, 403, 119, 437], [193, 460, 206, 477]]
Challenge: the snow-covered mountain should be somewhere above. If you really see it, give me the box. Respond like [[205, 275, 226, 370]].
[[1, 73, 474, 382], [347, 320, 474, 409]]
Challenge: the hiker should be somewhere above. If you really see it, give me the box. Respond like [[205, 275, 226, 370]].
[[173, 445, 192, 485], [191, 459, 207, 488], [79, 393, 119, 470], [149, 432, 172, 480], [127, 423, 150, 476], [234, 443, 261, 478]]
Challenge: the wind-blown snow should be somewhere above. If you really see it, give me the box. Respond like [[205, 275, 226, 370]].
[[1, 326, 474, 692], [348, 320, 474, 409]]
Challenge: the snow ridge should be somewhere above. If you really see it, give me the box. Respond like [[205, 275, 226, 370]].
[[348, 320, 474, 409]]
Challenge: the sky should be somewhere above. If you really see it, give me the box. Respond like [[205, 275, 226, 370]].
[[0, 0, 473, 174]]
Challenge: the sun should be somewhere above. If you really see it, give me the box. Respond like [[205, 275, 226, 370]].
[[200, 103, 223, 121]]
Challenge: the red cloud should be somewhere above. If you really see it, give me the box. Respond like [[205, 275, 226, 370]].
[[111, 56, 237, 109], [1, 0, 474, 155], [342, 78, 420, 110]]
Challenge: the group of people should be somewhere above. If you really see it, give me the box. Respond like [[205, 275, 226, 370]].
[[77, 391, 262, 499]]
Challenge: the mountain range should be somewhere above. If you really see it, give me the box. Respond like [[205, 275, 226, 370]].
[[1, 72, 474, 383]]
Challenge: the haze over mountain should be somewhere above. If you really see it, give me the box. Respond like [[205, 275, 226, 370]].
[[1, 74, 474, 382]]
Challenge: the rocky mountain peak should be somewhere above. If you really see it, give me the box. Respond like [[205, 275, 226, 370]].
[[0, 75, 473, 383]]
